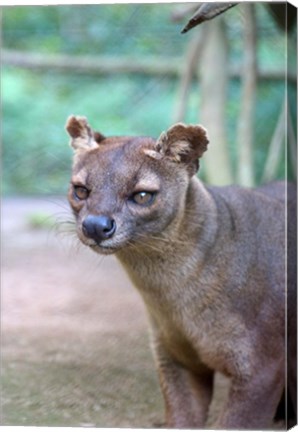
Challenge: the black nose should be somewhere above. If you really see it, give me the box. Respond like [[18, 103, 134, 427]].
[[82, 215, 116, 243]]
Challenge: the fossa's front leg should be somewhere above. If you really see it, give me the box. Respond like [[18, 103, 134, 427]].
[[213, 357, 285, 429], [153, 340, 214, 428]]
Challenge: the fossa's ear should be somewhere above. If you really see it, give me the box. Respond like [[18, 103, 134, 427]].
[[150, 123, 209, 175], [65, 115, 105, 151]]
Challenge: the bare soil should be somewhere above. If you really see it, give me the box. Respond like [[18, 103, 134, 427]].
[[1, 197, 284, 428], [2, 197, 163, 427]]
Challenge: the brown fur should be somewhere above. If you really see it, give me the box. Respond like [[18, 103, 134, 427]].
[[66, 115, 296, 429]]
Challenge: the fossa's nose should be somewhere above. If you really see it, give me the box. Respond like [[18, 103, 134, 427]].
[[82, 215, 116, 243]]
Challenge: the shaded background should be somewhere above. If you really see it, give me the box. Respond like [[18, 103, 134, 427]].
[[1, 2, 297, 428]]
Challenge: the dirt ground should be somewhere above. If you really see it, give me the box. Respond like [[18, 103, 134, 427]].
[[1, 197, 285, 429], [2, 196, 165, 427]]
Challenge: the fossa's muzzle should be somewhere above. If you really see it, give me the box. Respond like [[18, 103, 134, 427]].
[[82, 215, 116, 244]]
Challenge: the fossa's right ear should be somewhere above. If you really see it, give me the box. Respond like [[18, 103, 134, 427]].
[[65, 115, 105, 151], [147, 123, 209, 175]]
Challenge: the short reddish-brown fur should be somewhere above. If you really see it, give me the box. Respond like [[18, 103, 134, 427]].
[[66, 115, 297, 429]]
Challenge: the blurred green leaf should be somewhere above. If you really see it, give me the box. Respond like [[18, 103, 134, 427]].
[[2, 4, 296, 195]]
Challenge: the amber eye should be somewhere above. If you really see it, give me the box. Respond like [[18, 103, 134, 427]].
[[73, 185, 89, 200], [131, 191, 156, 206]]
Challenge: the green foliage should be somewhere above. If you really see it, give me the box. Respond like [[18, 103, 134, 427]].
[[2, 5, 185, 56], [2, 67, 180, 194], [27, 212, 56, 229], [2, 69, 72, 195], [2, 4, 296, 195]]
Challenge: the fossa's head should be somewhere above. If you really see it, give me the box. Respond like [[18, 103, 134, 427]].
[[66, 116, 209, 255]]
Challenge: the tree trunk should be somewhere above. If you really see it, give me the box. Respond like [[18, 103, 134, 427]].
[[173, 30, 206, 123], [199, 18, 233, 185], [236, 3, 257, 187]]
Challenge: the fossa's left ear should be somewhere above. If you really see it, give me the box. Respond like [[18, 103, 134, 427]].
[[148, 123, 209, 176], [65, 115, 105, 151]]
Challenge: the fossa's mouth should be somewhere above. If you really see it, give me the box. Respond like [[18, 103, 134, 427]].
[[89, 242, 120, 255], [81, 234, 130, 255]]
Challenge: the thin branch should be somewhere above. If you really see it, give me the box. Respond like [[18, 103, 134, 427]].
[[1, 49, 182, 78], [2, 49, 296, 83], [262, 100, 286, 183]]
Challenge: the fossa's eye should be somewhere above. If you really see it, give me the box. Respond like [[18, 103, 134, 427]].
[[131, 191, 156, 206], [73, 185, 89, 200]]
